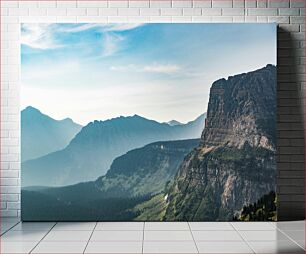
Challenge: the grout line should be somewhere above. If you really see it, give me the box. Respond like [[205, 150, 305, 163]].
[[187, 221, 200, 254], [83, 222, 97, 254], [0, 220, 20, 236], [276, 227, 306, 251], [229, 222, 256, 254], [142, 222, 145, 254], [29, 222, 57, 254]]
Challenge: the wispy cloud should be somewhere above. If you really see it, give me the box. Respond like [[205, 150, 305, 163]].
[[102, 33, 125, 57], [60, 23, 144, 33], [21, 23, 144, 55], [21, 24, 62, 49], [110, 63, 181, 74]]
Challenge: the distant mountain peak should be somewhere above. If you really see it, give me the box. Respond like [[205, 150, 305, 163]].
[[167, 120, 183, 126], [23, 106, 42, 114]]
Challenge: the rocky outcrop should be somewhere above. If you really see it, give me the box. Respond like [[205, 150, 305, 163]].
[[164, 65, 277, 221]]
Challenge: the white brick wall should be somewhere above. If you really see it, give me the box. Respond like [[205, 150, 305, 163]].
[[0, 0, 305, 218]]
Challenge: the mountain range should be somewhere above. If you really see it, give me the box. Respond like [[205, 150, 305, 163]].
[[22, 138, 199, 221], [21, 106, 82, 162], [22, 112, 206, 187], [21, 64, 277, 221]]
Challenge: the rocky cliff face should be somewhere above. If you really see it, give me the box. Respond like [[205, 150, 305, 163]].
[[164, 65, 277, 221]]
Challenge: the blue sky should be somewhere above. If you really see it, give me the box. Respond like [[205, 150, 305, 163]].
[[21, 23, 276, 125]]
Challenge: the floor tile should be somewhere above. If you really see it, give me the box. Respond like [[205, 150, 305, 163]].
[[189, 222, 234, 231], [249, 240, 304, 253], [42, 230, 92, 242], [0, 241, 37, 253], [90, 230, 143, 241], [52, 222, 96, 231], [197, 241, 253, 253], [144, 230, 193, 241], [274, 221, 305, 231], [143, 241, 198, 253], [95, 222, 144, 231], [85, 241, 142, 253], [32, 241, 87, 253], [1, 221, 20, 234], [239, 230, 290, 241], [282, 230, 305, 249], [145, 222, 189, 231], [12, 222, 55, 231], [1, 230, 47, 242], [231, 222, 275, 231], [192, 230, 243, 241]]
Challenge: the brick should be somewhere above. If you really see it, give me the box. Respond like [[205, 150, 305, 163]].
[[1, 210, 18, 217], [29, 8, 47, 16], [192, 16, 212, 22], [172, 16, 193, 22], [193, 0, 211, 7], [1, 202, 7, 210], [56, 0, 77, 8], [19, 1, 38, 8], [99, 8, 118, 16], [222, 8, 245, 15], [268, 0, 290, 7], [129, 0, 149, 7], [67, 8, 86, 16], [202, 8, 222, 15], [211, 16, 233, 22], [257, 0, 267, 8], [1, 178, 19, 186], [161, 8, 183, 16], [1, 8, 8, 16], [128, 16, 150, 22], [149, 16, 172, 22], [247, 8, 278, 15], [108, 0, 128, 8], [140, 8, 160, 16], [233, 16, 245, 22], [9, 8, 29, 16], [290, 16, 305, 24], [86, 8, 99, 16], [47, 8, 67, 16], [118, 8, 140, 16], [77, 1, 107, 7], [268, 16, 290, 23], [7, 202, 20, 210], [244, 16, 257, 22], [172, 0, 192, 7], [233, 0, 245, 7], [39, 1, 57, 8], [278, 8, 300, 15], [245, 0, 256, 7], [183, 8, 202, 15], [107, 16, 128, 22], [212, 0, 233, 7], [1, 170, 19, 178], [150, 0, 171, 7], [290, 0, 305, 8], [1, 1, 18, 8]]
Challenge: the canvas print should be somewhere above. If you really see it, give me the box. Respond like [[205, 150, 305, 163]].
[[21, 23, 277, 221]]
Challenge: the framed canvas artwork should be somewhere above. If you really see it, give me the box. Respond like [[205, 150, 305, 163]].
[[21, 23, 277, 221]]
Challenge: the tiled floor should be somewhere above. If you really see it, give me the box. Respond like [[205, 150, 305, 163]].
[[0, 219, 304, 253]]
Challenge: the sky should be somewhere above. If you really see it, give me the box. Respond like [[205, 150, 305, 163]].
[[21, 23, 276, 125]]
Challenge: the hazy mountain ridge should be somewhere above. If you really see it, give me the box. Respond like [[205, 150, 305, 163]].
[[21, 106, 82, 162], [22, 114, 205, 187], [22, 138, 200, 221]]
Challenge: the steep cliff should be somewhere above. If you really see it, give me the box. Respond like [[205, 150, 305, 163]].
[[164, 65, 277, 221]]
